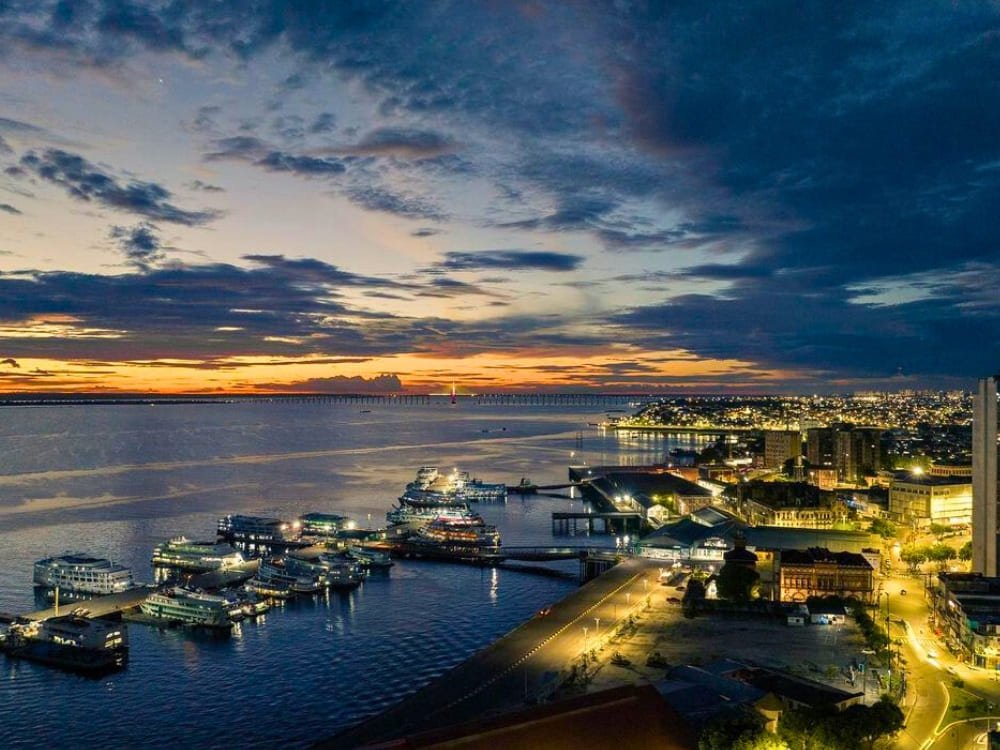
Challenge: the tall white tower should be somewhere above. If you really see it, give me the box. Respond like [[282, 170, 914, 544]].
[[973, 377, 999, 575]]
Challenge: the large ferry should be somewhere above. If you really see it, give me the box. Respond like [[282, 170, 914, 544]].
[[412, 514, 501, 550], [386, 503, 481, 527], [217, 514, 301, 545], [33, 554, 135, 598], [398, 467, 507, 508], [151, 537, 246, 573], [139, 587, 233, 629], [314, 553, 365, 590], [257, 557, 324, 595]]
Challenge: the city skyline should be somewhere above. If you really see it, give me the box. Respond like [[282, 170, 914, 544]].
[[2, 2, 1000, 394]]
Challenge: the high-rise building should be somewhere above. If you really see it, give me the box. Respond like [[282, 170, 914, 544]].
[[835, 427, 883, 485], [806, 424, 882, 486], [973, 377, 999, 576], [806, 427, 835, 468], [764, 430, 802, 470]]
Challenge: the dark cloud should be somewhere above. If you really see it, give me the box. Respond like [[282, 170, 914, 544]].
[[0, 203, 22, 215], [1, 358, 20, 368], [257, 150, 346, 176], [346, 186, 443, 220], [254, 373, 403, 393], [109, 222, 163, 267], [309, 113, 337, 134], [411, 227, 439, 238], [343, 127, 455, 158], [19, 149, 219, 225], [206, 136, 346, 177], [186, 179, 225, 193], [431, 250, 583, 273]]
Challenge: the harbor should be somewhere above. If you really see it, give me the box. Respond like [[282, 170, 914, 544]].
[[2, 461, 637, 682], [0, 399, 660, 749]]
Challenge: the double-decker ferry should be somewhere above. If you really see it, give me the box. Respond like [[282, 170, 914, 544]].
[[217, 514, 301, 544], [412, 514, 501, 549], [151, 537, 246, 572], [139, 587, 233, 629], [33, 554, 135, 598], [398, 467, 507, 508]]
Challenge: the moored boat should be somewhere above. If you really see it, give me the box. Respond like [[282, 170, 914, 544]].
[[139, 587, 233, 629], [33, 553, 135, 598], [151, 536, 245, 573]]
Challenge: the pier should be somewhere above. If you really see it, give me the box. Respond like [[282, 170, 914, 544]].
[[321, 556, 663, 749], [19, 560, 260, 622], [551, 511, 644, 536]]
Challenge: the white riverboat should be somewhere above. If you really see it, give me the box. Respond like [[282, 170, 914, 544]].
[[33, 554, 135, 598]]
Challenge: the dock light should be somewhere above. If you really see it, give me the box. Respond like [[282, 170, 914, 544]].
[[912, 466, 923, 476]]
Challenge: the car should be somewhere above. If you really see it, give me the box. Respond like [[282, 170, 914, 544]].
[[928, 649, 939, 659], [675, 585, 686, 591], [537, 607, 551, 617], [666, 597, 681, 604], [899, 589, 907, 595], [946, 666, 957, 675]]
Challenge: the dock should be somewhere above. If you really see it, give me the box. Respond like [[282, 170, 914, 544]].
[[20, 560, 260, 622], [551, 511, 644, 535], [321, 556, 663, 749]]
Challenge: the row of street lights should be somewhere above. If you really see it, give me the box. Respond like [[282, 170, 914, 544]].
[[581, 579, 650, 652]]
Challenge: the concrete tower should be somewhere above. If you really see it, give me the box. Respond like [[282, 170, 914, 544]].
[[973, 377, 999, 575]]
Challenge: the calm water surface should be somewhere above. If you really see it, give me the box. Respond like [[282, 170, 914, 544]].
[[0, 400, 707, 748]]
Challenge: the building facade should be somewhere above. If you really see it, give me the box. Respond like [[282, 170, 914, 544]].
[[888, 476, 972, 528], [973, 377, 999, 577], [776, 548, 875, 603], [764, 430, 802, 470], [932, 573, 1000, 668]]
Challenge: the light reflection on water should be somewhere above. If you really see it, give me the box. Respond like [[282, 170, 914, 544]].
[[0, 401, 697, 749]]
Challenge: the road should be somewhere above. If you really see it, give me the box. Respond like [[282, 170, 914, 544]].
[[881, 572, 1000, 749], [321, 556, 663, 749]]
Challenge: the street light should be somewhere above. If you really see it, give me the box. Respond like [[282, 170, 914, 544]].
[[583, 626, 588, 651], [594, 617, 601, 640]]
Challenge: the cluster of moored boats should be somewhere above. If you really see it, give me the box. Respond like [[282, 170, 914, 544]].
[[385, 466, 505, 551], [6, 465, 506, 674]]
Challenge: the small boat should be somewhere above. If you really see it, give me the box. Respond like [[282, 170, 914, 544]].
[[347, 546, 394, 569]]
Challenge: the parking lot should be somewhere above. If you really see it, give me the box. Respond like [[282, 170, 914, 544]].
[[584, 598, 871, 694]]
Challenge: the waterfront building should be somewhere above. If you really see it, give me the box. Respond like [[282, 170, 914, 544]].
[[973, 377, 1000, 576], [636, 507, 877, 572], [775, 548, 875, 604], [764, 430, 802, 470], [571, 464, 714, 516], [932, 572, 1000, 668], [888, 475, 972, 528]]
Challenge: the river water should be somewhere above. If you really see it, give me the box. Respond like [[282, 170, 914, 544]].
[[0, 399, 707, 748]]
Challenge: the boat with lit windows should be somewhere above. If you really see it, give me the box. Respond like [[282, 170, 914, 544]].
[[139, 587, 233, 629], [217, 514, 301, 545], [314, 553, 365, 590], [33, 553, 135, 599], [0, 615, 128, 674], [257, 557, 325, 594], [386, 503, 480, 527], [346, 546, 394, 569], [398, 467, 507, 508], [412, 515, 501, 549], [151, 536, 245, 573]]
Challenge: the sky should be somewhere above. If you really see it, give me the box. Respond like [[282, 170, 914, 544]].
[[1, 1, 999, 395]]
